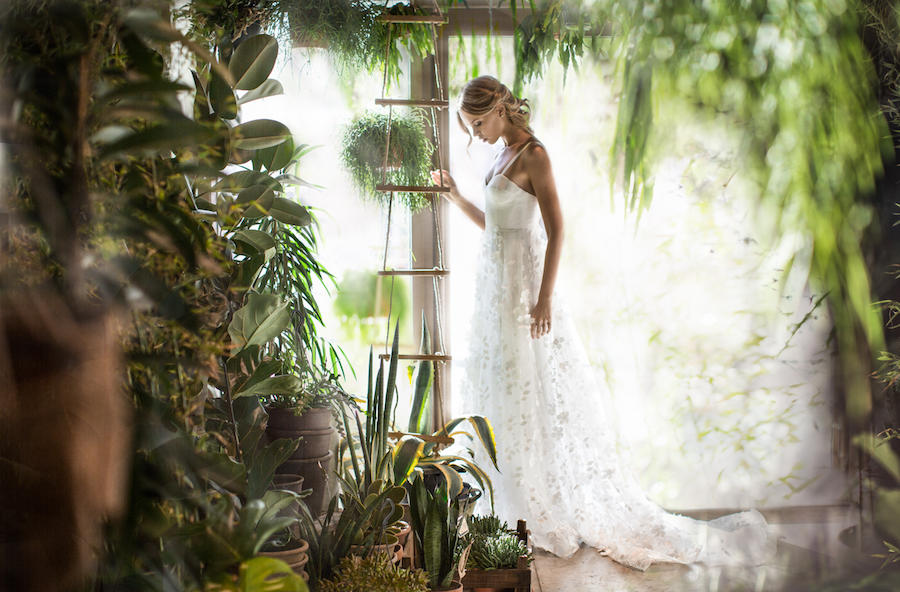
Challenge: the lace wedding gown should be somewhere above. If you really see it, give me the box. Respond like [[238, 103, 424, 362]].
[[456, 139, 780, 571]]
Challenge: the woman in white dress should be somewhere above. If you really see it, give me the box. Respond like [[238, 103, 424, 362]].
[[429, 76, 780, 571]]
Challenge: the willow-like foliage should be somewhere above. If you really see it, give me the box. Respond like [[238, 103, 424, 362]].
[[506, 0, 891, 426]]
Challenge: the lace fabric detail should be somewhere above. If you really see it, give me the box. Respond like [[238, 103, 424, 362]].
[[455, 179, 780, 571]]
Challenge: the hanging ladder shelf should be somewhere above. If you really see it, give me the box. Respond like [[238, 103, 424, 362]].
[[375, 98, 450, 108], [375, 184, 450, 193], [377, 14, 449, 24], [377, 353, 452, 362], [377, 268, 449, 277]]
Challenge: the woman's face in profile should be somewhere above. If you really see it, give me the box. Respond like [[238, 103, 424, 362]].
[[459, 105, 503, 145]]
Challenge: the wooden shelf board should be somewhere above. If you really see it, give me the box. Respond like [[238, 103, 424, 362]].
[[377, 353, 452, 362], [378, 15, 448, 24], [375, 184, 450, 193], [378, 268, 449, 277], [375, 98, 449, 108]]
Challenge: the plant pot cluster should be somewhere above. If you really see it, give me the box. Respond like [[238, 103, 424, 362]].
[[266, 405, 335, 516]]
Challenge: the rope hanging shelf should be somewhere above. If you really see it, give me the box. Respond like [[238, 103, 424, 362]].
[[377, 268, 449, 277], [375, 1, 452, 428], [377, 14, 449, 24], [375, 98, 449, 108], [375, 183, 450, 193], [377, 353, 452, 362]]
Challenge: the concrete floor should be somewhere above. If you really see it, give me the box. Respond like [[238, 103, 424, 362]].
[[530, 505, 878, 592]]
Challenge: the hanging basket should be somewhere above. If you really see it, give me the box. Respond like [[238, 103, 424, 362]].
[[340, 109, 434, 212]]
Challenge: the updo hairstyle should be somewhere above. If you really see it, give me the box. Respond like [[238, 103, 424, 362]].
[[456, 76, 533, 147]]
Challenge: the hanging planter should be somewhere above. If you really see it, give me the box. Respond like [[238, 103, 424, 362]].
[[340, 109, 435, 212]]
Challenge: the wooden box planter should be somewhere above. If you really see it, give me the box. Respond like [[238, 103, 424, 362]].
[[461, 520, 533, 592]]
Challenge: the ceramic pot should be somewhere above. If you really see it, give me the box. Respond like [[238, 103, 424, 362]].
[[266, 426, 334, 459], [259, 538, 309, 574], [269, 474, 304, 495], [429, 581, 463, 592], [265, 405, 332, 433], [277, 450, 332, 515]]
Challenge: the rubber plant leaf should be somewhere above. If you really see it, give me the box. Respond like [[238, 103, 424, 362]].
[[229, 34, 278, 91], [238, 78, 285, 105], [228, 293, 290, 349], [233, 119, 291, 150]]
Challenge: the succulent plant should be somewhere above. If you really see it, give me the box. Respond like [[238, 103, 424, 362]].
[[318, 554, 429, 592], [466, 532, 531, 571], [466, 514, 507, 538]]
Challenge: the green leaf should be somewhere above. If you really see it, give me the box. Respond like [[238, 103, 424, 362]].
[[235, 185, 275, 219], [392, 435, 425, 483], [429, 462, 463, 498], [97, 121, 218, 159], [875, 489, 900, 547], [231, 229, 276, 258], [465, 416, 499, 471], [409, 313, 433, 433], [238, 556, 307, 591], [854, 434, 900, 482], [245, 437, 299, 500], [256, 138, 295, 172], [269, 198, 311, 226], [233, 119, 291, 150], [229, 34, 278, 91], [213, 170, 282, 194], [228, 293, 290, 349], [234, 375, 302, 399], [424, 497, 444, 587], [238, 79, 284, 105], [209, 70, 237, 119]]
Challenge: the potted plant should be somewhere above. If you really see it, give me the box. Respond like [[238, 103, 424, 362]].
[[340, 109, 435, 212], [285, 1, 436, 87], [260, 527, 311, 580], [459, 515, 533, 592], [318, 554, 429, 592], [406, 474, 472, 592]]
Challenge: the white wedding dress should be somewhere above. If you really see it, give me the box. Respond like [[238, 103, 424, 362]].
[[456, 138, 780, 571]]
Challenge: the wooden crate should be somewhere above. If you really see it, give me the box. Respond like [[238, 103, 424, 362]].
[[461, 520, 533, 592]]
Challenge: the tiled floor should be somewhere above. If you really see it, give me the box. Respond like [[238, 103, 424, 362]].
[[530, 506, 879, 592]]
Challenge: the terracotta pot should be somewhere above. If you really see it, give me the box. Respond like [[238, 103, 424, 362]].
[[277, 450, 333, 515], [259, 538, 309, 574], [349, 539, 403, 565], [396, 520, 411, 547], [269, 474, 304, 495], [266, 426, 334, 459], [266, 405, 332, 433]]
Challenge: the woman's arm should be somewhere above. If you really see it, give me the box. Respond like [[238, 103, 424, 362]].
[[525, 145, 564, 339], [430, 169, 485, 230]]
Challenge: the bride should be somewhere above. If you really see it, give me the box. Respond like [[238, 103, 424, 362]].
[[430, 76, 780, 571]]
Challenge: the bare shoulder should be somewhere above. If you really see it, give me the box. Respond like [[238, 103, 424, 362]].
[[524, 140, 551, 168], [523, 140, 553, 177]]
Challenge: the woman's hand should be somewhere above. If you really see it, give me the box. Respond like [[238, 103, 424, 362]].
[[530, 299, 552, 339], [430, 169, 458, 197]]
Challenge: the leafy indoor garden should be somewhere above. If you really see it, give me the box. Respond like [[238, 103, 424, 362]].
[[1, 1, 900, 591]]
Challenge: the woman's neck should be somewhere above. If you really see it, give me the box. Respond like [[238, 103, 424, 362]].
[[502, 127, 533, 148]]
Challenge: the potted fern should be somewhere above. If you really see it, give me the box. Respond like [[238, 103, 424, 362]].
[[340, 109, 435, 212]]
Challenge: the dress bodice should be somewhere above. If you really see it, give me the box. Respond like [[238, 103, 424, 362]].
[[484, 174, 540, 230], [483, 138, 540, 231]]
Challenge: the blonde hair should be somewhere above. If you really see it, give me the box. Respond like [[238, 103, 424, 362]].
[[456, 76, 533, 147]]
